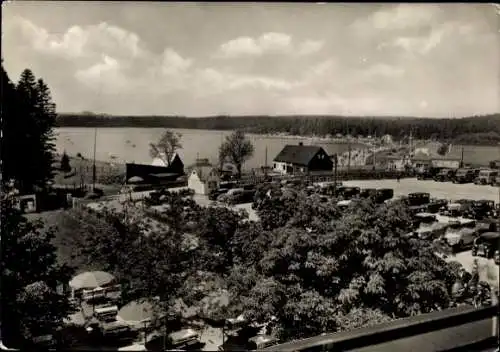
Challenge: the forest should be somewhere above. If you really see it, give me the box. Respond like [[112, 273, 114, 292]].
[[56, 113, 500, 145]]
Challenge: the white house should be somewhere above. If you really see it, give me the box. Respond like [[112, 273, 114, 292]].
[[187, 166, 220, 195]]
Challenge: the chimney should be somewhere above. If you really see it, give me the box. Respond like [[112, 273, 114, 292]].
[[299, 142, 303, 146]]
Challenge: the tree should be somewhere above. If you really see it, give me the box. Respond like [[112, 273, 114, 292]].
[[0, 190, 74, 348], [149, 130, 182, 166], [218, 130, 254, 178], [223, 191, 466, 340], [60, 152, 71, 172], [1, 66, 57, 193]]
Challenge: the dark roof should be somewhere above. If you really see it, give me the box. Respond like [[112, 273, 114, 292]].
[[273, 145, 324, 166]]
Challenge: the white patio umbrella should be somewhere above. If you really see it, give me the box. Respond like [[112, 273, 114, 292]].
[[117, 300, 155, 327], [69, 271, 115, 290]]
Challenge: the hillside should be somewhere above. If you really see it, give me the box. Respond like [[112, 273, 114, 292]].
[[56, 113, 500, 145]]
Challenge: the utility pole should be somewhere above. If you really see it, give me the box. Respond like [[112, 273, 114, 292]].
[[264, 145, 268, 178], [92, 127, 97, 192], [460, 147, 464, 168], [333, 153, 338, 196]]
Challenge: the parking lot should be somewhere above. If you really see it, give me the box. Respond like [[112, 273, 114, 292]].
[[342, 179, 500, 202]]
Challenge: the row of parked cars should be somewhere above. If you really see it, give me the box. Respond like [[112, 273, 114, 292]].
[[417, 167, 499, 185], [398, 191, 500, 263]]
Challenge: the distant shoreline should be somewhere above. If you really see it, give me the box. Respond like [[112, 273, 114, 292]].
[[55, 113, 500, 146]]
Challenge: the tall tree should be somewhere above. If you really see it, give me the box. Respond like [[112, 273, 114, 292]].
[[1, 67, 57, 193], [218, 130, 254, 178], [60, 151, 71, 172], [149, 130, 182, 166], [0, 189, 74, 348]]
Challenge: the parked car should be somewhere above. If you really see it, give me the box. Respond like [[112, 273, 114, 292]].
[[434, 168, 457, 182], [471, 232, 500, 259], [417, 167, 443, 180], [443, 219, 478, 251], [439, 199, 474, 217], [375, 188, 394, 203], [426, 198, 448, 214], [209, 188, 230, 201], [337, 186, 361, 199], [412, 212, 437, 229], [413, 220, 449, 240], [360, 188, 377, 199], [469, 199, 496, 220], [453, 168, 475, 184], [474, 169, 498, 185]]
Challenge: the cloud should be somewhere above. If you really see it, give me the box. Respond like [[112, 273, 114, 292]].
[[297, 40, 324, 56], [352, 4, 441, 32], [14, 17, 143, 60], [377, 22, 465, 55], [214, 32, 323, 58], [363, 63, 405, 78]]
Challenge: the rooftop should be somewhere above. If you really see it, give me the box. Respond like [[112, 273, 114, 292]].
[[273, 144, 325, 166]]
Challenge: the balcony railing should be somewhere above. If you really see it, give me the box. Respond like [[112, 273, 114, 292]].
[[263, 304, 499, 352]]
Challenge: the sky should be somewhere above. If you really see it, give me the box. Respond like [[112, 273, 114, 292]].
[[2, 2, 499, 117]]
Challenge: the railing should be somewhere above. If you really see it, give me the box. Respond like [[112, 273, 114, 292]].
[[263, 304, 499, 351]]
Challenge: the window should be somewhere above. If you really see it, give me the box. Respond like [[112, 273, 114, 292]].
[[273, 163, 276, 168]]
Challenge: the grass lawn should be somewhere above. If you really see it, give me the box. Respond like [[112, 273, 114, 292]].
[[53, 154, 125, 195], [26, 210, 101, 274]]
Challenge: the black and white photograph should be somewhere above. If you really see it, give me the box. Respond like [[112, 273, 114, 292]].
[[1, 2, 499, 351]]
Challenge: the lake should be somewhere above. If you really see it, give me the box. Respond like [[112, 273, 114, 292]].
[[54, 127, 367, 170]]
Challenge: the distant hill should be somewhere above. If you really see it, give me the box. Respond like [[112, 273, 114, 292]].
[[56, 113, 500, 146]]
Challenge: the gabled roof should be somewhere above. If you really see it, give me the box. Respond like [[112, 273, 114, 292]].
[[273, 145, 325, 166], [190, 165, 218, 182]]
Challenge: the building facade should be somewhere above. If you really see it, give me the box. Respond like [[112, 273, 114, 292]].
[[187, 166, 220, 195], [273, 143, 333, 175]]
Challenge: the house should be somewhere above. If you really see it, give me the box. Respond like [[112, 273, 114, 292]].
[[273, 143, 333, 175], [412, 151, 434, 170], [151, 152, 184, 173], [187, 165, 220, 195]]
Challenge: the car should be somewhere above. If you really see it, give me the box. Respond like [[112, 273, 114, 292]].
[[474, 169, 498, 185], [453, 168, 475, 184], [412, 212, 437, 229], [469, 199, 496, 220], [434, 168, 456, 182], [209, 188, 230, 201], [413, 221, 449, 240], [471, 232, 500, 259], [417, 167, 443, 180], [375, 188, 394, 203], [337, 186, 361, 199], [443, 219, 478, 251], [426, 198, 448, 214], [407, 192, 431, 206], [439, 199, 473, 217], [360, 188, 377, 199], [405, 192, 431, 214]]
